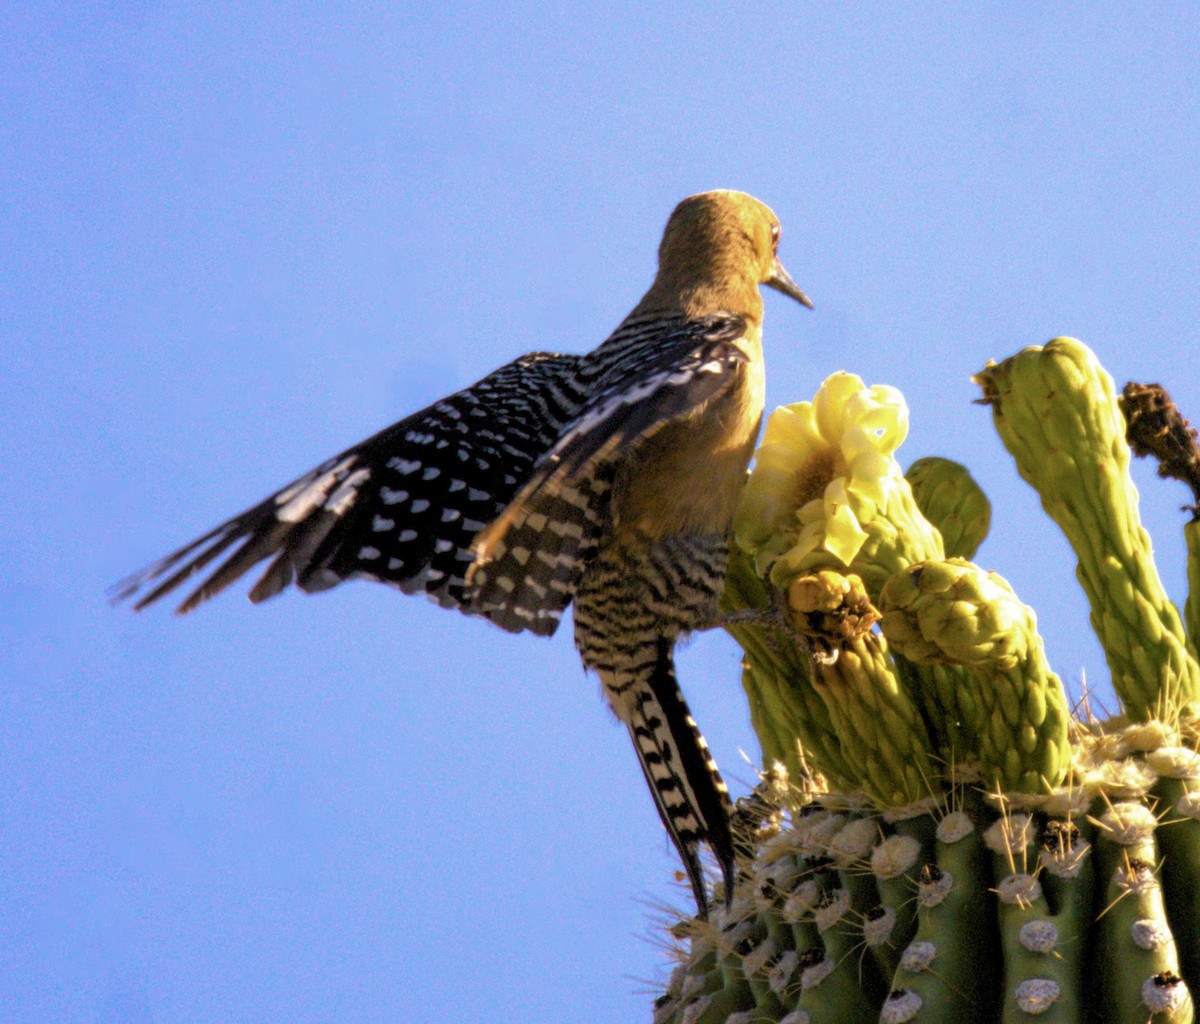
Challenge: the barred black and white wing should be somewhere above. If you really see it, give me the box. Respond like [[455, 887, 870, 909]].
[[111, 352, 586, 617], [469, 312, 748, 633], [115, 312, 748, 642]]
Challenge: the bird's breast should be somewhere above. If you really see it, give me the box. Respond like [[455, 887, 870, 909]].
[[611, 343, 764, 541]]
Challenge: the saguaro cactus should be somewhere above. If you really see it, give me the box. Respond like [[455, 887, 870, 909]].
[[652, 340, 1200, 1024]]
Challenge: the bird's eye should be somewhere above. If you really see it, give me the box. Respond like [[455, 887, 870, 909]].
[[770, 223, 781, 253]]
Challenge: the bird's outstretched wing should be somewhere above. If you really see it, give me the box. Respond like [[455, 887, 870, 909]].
[[111, 351, 585, 617], [468, 312, 749, 633], [113, 312, 748, 638]]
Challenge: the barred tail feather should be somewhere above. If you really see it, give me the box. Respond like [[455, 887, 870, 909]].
[[627, 641, 735, 917]]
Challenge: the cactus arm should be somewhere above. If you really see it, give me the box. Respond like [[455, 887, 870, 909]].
[[975, 340, 1200, 718], [879, 558, 1073, 793]]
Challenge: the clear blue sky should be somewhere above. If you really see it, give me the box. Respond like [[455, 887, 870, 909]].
[[4, 5, 1199, 1022]]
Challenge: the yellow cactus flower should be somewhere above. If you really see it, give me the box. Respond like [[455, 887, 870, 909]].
[[735, 372, 912, 586]]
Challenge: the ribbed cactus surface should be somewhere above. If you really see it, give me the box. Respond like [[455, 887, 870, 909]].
[[653, 341, 1200, 1024]]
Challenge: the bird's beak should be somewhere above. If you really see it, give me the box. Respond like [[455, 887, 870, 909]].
[[765, 257, 813, 309]]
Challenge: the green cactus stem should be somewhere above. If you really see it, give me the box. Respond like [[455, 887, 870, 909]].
[[723, 552, 881, 790], [886, 801, 998, 1020], [1093, 802, 1195, 1023], [878, 558, 1073, 793], [889, 656, 983, 778], [655, 345, 1200, 1023], [975, 339, 1200, 719], [808, 631, 938, 806], [905, 456, 993, 560], [859, 482, 984, 766], [985, 812, 1089, 1023], [792, 864, 886, 1022]]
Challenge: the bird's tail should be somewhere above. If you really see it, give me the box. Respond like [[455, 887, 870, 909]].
[[626, 639, 735, 918]]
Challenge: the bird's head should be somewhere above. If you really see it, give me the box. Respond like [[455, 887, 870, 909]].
[[647, 190, 812, 320]]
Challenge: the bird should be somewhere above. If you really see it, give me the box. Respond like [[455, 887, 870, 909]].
[[113, 190, 812, 917]]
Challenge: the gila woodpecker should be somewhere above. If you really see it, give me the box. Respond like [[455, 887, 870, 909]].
[[114, 190, 812, 916]]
